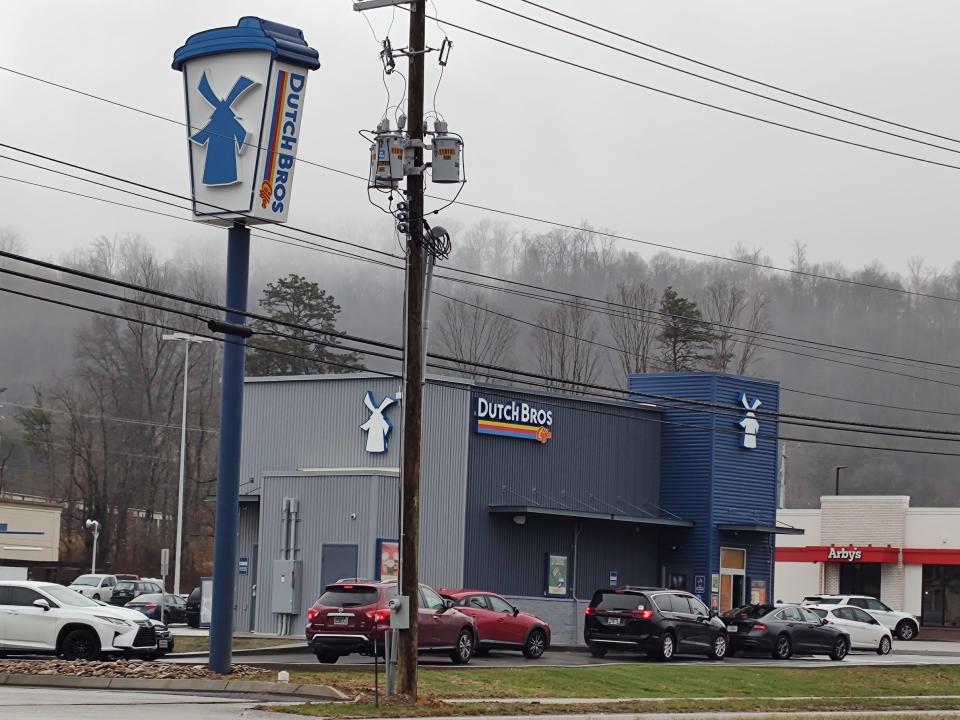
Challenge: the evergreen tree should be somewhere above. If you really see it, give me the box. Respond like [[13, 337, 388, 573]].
[[656, 286, 714, 371], [246, 274, 363, 376]]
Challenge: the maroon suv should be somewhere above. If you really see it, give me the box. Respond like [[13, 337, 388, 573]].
[[305, 580, 477, 664]]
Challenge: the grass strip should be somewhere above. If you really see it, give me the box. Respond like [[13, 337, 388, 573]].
[[269, 695, 960, 717], [286, 664, 960, 701]]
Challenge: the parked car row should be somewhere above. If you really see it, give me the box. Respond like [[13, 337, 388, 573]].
[[801, 594, 920, 641]]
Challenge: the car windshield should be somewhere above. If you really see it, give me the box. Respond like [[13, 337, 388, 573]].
[[42, 585, 100, 607], [134, 594, 163, 603], [317, 585, 380, 608], [71, 576, 100, 587], [728, 604, 775, 619], [591, 591, 648, 612]]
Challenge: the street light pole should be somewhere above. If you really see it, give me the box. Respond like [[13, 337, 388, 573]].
[[835, 465, 848, 495], [85, 519, 99, 574], [162, 333, 211, 596]]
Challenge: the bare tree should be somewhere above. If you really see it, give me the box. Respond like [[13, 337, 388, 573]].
[[534, 300, 600, 390], [435, 293, 516, 379], [737, 290, 770, 375], [607, 280, 656, 378], [703, 279, 770, 375]]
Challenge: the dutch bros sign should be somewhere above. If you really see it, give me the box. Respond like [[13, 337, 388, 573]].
[[173, 17, 320, 226]]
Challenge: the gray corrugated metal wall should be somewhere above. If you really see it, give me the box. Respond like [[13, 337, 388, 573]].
[[464, 385, 662, 599], [239, 375, 471, 633]]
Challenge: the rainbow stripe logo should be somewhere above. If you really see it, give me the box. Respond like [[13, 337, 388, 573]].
[[259, 70, 288, 209], [475, 419, 553, 444]]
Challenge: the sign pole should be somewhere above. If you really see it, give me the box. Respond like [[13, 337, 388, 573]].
[[209, 221, 250, 674]]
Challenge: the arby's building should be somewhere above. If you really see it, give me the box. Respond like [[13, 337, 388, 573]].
[[775, 495, 960, 628]]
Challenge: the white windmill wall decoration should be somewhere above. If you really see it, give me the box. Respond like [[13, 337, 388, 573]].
[[360, 390, 399, 453], [738, 392, 761, 450]]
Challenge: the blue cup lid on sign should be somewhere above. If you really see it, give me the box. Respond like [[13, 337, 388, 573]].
[[173, 16, 320, 71]]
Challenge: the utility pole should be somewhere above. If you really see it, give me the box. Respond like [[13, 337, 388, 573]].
[[397, 0, 426, 703]]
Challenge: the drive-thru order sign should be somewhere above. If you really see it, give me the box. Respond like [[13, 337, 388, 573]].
[[173, 17, 320, 226]]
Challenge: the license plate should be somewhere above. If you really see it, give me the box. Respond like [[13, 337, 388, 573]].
[[333, 616, 349, 625], [605, 617, 622, 626], [158, 639, 169, 649], [726, 625, 738, 632]]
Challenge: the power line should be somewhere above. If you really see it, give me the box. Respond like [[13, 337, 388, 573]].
[[4, 163, 960, 420], [10, 279, 960, 458], [472, 0, 960, 161], [513, 0, 960, 148], [8, 67, 960, 309], [5, 147, 958, 384], [409, 7, 960, 174], [0, 398, 218, 435], [7, 255, 960, 445]]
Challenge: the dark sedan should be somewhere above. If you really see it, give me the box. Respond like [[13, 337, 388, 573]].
[[721, 604, 850, 660], [110, 580, 163, 607], [186, 586, 201, 628], [125, 593, 188, 624]]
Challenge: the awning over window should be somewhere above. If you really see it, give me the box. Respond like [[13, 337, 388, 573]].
[[717, 522, 804, 535], [489, 504, 694, 528]]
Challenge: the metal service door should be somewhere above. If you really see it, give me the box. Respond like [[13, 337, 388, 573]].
[[320, 544, 359, 590]]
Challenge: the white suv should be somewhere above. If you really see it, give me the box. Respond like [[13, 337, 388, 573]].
[[0, 581, 157, 659], [802, 594, 920, 640], [68, 574, 118, 602]]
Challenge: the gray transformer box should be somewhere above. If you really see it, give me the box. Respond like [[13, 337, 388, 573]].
[[271, 559, 303, 615]]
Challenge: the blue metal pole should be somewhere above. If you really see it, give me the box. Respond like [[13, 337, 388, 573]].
[[209, 221, 250, 674]]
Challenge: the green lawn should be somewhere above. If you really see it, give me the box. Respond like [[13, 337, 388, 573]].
[[287, 663, 960, 702], [171, 636, 299, 654], [272, 695, 960, 718]]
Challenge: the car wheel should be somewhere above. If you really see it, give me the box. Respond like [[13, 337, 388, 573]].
[[523, 629, 548, 659], [588, 644, 607, 658], [450, 628, 474, 664], [896, 621, 917, 641], [61, 628, 100, 661], [830, 636, 849, 661], [657, 632, 676, 662], [877, 635, 892, 655], [315, 652, 340, 664], [707, 633, 727, 661], [772, 634, 792, 660]]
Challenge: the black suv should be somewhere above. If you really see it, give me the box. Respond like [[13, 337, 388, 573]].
[[185, 587, 201, 628], [110, 580, 164, 607], [584, 587, 728, 661]]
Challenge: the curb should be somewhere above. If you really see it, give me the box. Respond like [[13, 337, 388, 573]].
[[0, 672, 349, 699]]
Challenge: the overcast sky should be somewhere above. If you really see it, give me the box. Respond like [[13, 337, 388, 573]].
[[2, 0, 960, 274]]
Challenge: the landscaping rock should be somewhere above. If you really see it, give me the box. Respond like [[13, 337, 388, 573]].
[[0, 658, 263, 680]]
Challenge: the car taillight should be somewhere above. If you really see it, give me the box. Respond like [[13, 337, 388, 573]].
[[144, 604, 158, 610], [752, 623, 767, 631], [585, 607, 595, 615], [307, 608, 319, 623], [632, 609, 653, 620], [368, 608, 391, 624]]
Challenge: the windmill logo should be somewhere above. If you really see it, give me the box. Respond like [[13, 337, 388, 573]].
[[738, 392, 761, 449], [190, 72, 259, 186], [360, 391, 399, 454]]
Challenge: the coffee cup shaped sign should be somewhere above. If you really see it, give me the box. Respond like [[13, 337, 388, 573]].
[[173, 17, 320, 226]]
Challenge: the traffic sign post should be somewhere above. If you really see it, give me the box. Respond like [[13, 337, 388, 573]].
[[160, 548, 170, 626]]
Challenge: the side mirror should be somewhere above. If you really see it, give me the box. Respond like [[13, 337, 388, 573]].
[[820, 618, 829, 626], [709, 609, 718, 619], [33, 598, 51, 612], [512, 606, 520, 617], [441, 598, 454, 612]]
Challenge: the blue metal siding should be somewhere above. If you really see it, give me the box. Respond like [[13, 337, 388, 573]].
[[463, 385, 663, 599], [629, 372, 780, 604]]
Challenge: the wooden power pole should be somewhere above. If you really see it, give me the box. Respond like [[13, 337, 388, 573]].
[[397, 0, 427, 703]]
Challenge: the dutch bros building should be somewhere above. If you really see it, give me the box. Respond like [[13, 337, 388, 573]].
[[230, 371, 792, 642]]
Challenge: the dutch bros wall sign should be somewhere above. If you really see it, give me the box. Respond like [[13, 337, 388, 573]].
[[474, 396, 554, 444], [173, 17, 320, 226]]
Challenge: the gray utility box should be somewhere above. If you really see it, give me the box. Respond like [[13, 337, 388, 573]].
[[271, 559, 303, 615]]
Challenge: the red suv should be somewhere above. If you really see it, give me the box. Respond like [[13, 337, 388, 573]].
[[305, 580, 477, 664], [439, 588, 551, 659]]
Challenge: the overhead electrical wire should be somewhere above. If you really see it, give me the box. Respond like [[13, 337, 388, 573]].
[[7, 280, 960, 458], [472, 0, 960, 159], [4, 161, 960, 421], [4, 145, 958, 382], [8, 66, 960, 309], [513, 0, 960, 147], [7, 252, 960, 446]]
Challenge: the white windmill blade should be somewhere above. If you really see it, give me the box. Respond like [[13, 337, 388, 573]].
[[364, 391, 378, 412], [376, 395, 395, 413]]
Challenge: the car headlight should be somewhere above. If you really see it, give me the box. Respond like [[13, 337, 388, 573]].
[[94, 615, 132, 627]]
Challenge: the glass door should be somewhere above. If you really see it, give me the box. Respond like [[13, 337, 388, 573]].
[[719, 547, 746, 613]]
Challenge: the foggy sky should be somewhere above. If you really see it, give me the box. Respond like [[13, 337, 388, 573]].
[[2, 1, 960, 274]]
